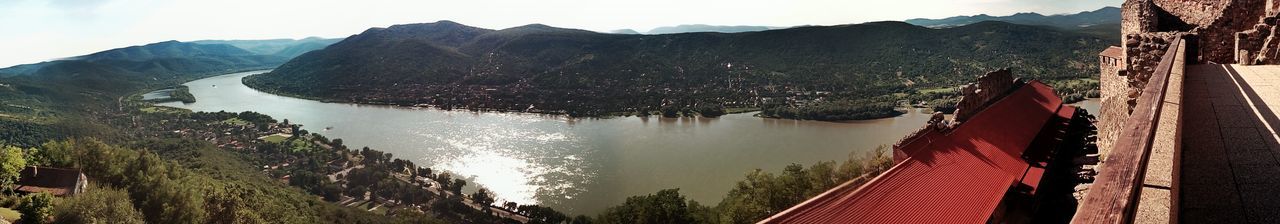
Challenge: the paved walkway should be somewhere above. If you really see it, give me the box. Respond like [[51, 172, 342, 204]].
[[1182, 64, 1280, 224]]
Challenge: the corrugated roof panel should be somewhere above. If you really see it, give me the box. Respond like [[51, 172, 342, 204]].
[[760, 81, 1071, 224]]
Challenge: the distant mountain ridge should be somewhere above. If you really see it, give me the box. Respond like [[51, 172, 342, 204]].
[[609, 29, 642, 35], [191, 37, 341, 58], [75, 40, 255, 61], [609, 24, 780, 34], [0, 38, 342, 93], [248, 20, 1109, 118], [646, 24, 777, 34], [0, 41, 292, 92], [905, 6, 1120, 29], [0, 38, 341, 78]]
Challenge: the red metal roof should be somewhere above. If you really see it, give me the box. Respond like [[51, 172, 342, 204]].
[[761, 81, 1075, 224]]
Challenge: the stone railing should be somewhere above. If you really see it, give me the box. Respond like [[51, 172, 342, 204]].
[[1072, 36, 1185, 224]]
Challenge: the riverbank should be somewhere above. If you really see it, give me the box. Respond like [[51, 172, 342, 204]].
[[240, 72, 930, 121], [120, 93, 533, 222], [241, 73, 780, 120], [163, 71, 941, 215]]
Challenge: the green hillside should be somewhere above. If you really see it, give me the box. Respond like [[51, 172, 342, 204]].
[[249, 20, 1111, 119]]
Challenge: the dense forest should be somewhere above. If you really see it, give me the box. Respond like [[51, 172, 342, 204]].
[[248, 20, 1112, 120]]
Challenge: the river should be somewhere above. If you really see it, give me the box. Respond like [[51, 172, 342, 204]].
[[156, 70, 1100, 215]]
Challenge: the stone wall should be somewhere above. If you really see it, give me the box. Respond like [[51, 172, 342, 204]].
[[1105, 0, 1271, 155], [1124, 33, 1175, 91], [1199, 0, 1267, 64], [1235, 13, 1280, 64], [1151, 0, 1230, 28], [892, 69, 1024, 160], [1122, 0, 1158, 39], [1121, 0, 1266, 64], [1271, 0, 1280, 16], [1098, 48, 1128, 156], [954, 69, 1019, 122]]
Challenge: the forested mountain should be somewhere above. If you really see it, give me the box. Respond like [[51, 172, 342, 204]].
[[905, 6, 1120, 29], [0, 38, 340, 83], [250, 20, 1110, 119], [0, 41, 277, 77], [192, 37, 342, 58], [74, 40, 256, 61]]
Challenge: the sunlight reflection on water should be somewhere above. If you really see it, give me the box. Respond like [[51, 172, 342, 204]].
[[161, 70, 931, 215]]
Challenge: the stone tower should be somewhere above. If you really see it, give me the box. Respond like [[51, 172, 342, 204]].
[[1100, 0, 1276, 153]]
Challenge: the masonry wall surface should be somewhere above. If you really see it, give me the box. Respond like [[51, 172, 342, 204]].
[[1099, 55, 1128, 156]]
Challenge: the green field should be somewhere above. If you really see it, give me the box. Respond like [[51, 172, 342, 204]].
[[919, 86, 959, 94], [288, 138, 315, 152], [259, 134, 288, 143], [258, 134, 317, 152], [140, 106, 190, 114], [0, 207, 20, 222], [350, 200, 386, 214], [221, 117, 250, 126]]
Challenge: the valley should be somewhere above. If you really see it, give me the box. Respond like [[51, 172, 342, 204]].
[[247, 20, 1110, 120], [0, 4, 1118, 223], [155, 70, 956, 214]]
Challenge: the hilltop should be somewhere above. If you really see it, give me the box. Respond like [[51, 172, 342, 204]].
[[191, 37, 342, 58], [248, 20, 1110, 120], [905, 6, 1120, 29], [0, 39, 344, 95]]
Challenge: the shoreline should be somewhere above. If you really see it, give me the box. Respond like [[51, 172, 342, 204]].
[[236, 72, 906, 121], [233, 72, 1102, 123]]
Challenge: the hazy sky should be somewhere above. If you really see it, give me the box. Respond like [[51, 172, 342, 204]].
[[0, 0, 1121, 68]]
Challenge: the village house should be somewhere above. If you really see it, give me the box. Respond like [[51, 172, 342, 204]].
[[15, 166, 88, 197]]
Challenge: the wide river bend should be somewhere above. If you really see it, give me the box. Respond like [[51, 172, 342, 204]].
[[157, 70, 1100, 214]]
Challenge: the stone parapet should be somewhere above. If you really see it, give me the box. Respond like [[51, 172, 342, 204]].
[[891, 69, 1024, 160], [954, 69, 1020, 123]]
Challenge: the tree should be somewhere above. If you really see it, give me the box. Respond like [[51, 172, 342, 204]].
[[321, 183, 345, 202], [54, 185, 145, 224], [449, 179, 467, 195], [806, 161, 838, 196], [779, 163, 812, 207], [470, 188, 495, 213], [289, 124, 302, 139], [503, 202, 518, 211], [518, 205, 568, 224], [331, 138, 346, 151], [0, 145, 26, 191], [33, 141, 73, 167], [569, 215, 595, 224], [18, 192, 54, 224], [435, 173, 453, 190], [596, 189, 693, 224], [716, 169, 776, 223], [660, 106, 681, 118], [417, 167, 433, 179]]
